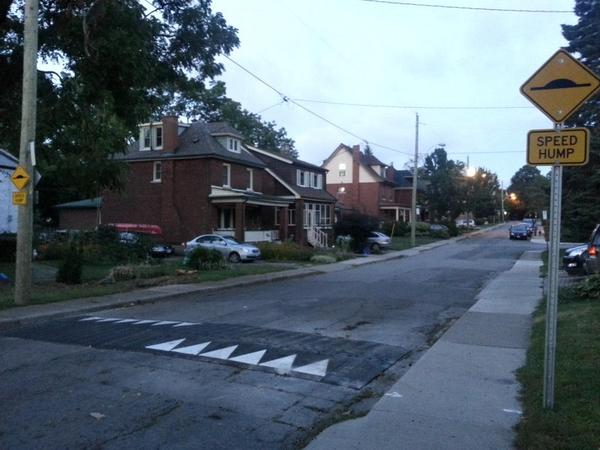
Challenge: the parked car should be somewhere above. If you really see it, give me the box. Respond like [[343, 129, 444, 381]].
[[367, 231, 391, 251], [456, 219, 475, 228], [429, 224, 449, 233], [562, 244, 587, 275], [118, 232, 174, 258], [509, 224, 530, 240], [583, 224, 600, 275], [184, 234, 261, 263], [522, 218, 537, 236]]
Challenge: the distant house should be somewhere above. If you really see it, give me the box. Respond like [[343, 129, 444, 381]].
[[322, 144, 417, 221], [62, 116, 334, 246], [0, 149, 19, 234]]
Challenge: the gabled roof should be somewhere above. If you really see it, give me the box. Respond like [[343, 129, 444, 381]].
[[0, 149, 18, 170], [394, 169, 413, 188], [322, 143, 391, 183], [54, 197, 102, 209], [247, 145, 325, 171], [361, 153, 386, 167], [115, 121, 266, 168], [207, 122, 244, 139]]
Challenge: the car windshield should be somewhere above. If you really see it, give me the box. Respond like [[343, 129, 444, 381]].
[[513, 225, 528, 231], [223, 236, 240, 245]]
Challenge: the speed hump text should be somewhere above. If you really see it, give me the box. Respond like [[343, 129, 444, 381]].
[[527, 128, 589, 166]]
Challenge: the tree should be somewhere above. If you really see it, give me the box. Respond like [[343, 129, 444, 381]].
[[561, 0, 600, 241], [467, 168, 500, 221], [422, 147, 465, 221], [193, 82, 297, 157], [506, 165, 550, 219], [0, 0, 296, 221]]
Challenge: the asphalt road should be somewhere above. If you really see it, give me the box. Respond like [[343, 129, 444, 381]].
[[0, 226, 538, 449]]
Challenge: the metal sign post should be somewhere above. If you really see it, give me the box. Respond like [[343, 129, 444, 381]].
[[544, 159, 562, 409], [520, 49, 600, 410]]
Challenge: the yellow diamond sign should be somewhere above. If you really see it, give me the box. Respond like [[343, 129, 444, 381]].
[[520, 49, 600, 123], [10, 166, 30, 191]]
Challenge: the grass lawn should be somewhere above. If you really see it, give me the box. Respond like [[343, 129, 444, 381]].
[[389, 236, 444, 251], [515, 281, 600, 449], [0, 261, 289, 310]]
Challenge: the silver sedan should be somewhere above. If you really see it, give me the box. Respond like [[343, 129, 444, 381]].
[[184, 234, 261, 263]]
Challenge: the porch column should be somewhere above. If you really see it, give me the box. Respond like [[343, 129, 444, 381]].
[[295, 199, 305, 245], [235, 202, 246, 242], [279, 206, 288, 241], [395, 207, 399, 222]]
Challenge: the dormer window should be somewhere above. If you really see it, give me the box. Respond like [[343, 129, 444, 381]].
[[228, 138, 240, 153], [139, 124, 163, 151]]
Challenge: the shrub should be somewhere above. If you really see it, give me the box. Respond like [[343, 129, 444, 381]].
[[381, 221, 409, 237], [0, 234, 16, 262], [256, 241, 314, 261], [111, 265, 136, 282], [415, 221, 430, 235], [56, 244, 83, 284], [310, 254, 336, 264], [572, 275, 600, 300], [334, 213, 379, 252], [38, 241, 69, 260], [186, 247, 226, 270]]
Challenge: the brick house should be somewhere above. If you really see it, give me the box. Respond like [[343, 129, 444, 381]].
[[247, 146, 336, 247], [323, 144, 416, 221], [84, 117, 335, 246]]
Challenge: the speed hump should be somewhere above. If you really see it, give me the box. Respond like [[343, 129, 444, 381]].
[[527, 128, 589, 166]]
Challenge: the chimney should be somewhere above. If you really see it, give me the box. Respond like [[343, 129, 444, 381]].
[[162, 116, 179, 152]]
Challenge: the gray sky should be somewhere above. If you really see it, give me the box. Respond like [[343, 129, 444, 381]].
[[212, 0, 578, 186]]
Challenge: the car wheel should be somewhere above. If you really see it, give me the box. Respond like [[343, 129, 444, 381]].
[[371, 243, 381, 252], [228, 252, 241, 263]]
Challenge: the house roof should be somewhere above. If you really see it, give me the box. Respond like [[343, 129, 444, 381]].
[[0, 149, 18, 170], [322, 143, 391, 183], [247, 145, 325, 171], [394, 169, 413, 188], [361, 152, 386, 167], [54, 197, 102, 209], [115, 122, 266, 168]]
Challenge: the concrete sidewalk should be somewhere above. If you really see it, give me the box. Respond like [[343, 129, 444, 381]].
[[306, 250, 543, 450]]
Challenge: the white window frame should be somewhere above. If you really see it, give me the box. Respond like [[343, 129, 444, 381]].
[[228, 138, 240, 153], [222, 163, 231, 187], [139, 125, 163, 151], [152, 161, 162, 182], [219, 208, 235, 229], [339, 163, 346, 178], [317, 173, 323, 189], [297, 169, 305, 187], [274, 207, 280, 226], [247, 168, 253, 191], [288, 208, 296, 226]]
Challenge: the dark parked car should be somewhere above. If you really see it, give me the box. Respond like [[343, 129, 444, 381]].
[[583, 224, 600, 275], [509, 224, 530, 240], [563, 244, 587, 275], [522, 218, 537, 236], [118, 232, 174, 258]]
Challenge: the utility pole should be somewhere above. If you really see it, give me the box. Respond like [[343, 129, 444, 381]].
[[15, 0, 39, 306], [500, 181, 505, 223], [410, 113, 419, 248]]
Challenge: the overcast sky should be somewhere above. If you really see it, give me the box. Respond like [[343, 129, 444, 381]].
[[211, 0, 579, 186]]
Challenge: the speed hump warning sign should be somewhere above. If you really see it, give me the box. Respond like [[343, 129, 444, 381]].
[[527, 128, 589, 166]]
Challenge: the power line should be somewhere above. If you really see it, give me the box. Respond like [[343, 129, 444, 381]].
[[293, 98, 533, 110], [359, 0, 572, 14], [223, 55, 413, 156], [256, 100, 287, 114]]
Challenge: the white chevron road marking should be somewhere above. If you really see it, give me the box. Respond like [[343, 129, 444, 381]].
[[171, 342, 211, 355], [229, 349, 267, 365], [145, 339, 186, 351]]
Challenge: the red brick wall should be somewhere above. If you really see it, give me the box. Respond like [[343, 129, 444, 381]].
[[394, 189, 412, 207], [58, 209, 98, 230], [102, 158, 278, 243]]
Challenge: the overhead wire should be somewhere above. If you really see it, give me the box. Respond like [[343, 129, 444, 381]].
[[223, 55, 413, 156], [293, 98, 534, 110], [358, 0, 572, 14]]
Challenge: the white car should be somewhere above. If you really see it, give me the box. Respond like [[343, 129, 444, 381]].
[[184, 234, 261, 263]]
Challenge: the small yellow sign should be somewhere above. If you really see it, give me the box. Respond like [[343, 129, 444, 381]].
[[520, 50, 600, 123], [11, 166, 30, 191], [12, 191, 27, 206], [527, 128, 589, 166]]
